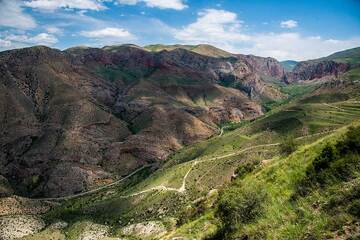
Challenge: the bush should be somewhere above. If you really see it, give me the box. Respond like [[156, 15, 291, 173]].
[[234, 160, 260, 179], [348, 199, 360, 218], [279, 136, 297, 155], [216, 185, 266, 230], [294, 126, 360, 197]]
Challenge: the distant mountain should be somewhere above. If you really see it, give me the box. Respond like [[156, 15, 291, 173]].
[[280, 60, 298, 72], [284, 47, 360, 82], [144, 44, 234, 58]]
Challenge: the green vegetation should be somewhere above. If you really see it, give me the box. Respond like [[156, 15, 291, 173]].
[[344, 67, 360, 81], [211, 123, 360, 239], [96, 66, 144, 84], [279, 135, 297, 155], [280, 60, 298, 72], [36, 80, 360, 239], [294, 126, 360, 197], [217, 184, 266, 228], [263, 82, 318, 111], [322, 47, 360, 67]]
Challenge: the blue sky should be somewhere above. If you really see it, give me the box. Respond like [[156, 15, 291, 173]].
[[0, 0, 359, 60]]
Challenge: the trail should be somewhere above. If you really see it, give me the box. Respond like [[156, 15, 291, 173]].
[[322, 103, 344, 111], [117, 143, 279, 199], [218, 127, 224, 137], [37, 130, 336, 201], [119, 161, 197, 198]]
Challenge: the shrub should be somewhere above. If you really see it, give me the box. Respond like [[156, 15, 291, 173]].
[[279, 136, 297, 155], [234, 160, 260, 179], [294, 126, 360, 197], [348, 199, 360, 218], [216, 185, 266, 230]]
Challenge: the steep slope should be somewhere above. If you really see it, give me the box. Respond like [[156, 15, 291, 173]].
[[0, 44, 285, 198], [0, 46, 132, 197], [24, 80, 359, 240]]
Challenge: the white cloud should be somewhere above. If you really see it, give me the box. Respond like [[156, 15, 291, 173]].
[[6, 32, 58, 45], [174, 9, 250, 49], [0, 0, 37, 29], [239, 32, 360, 61], [80, 27, 134, 39], [280, 19, 298, 29], [117, 0, 187, 10], [46, 26, 63, 35], [23, 0, 106, 11], [0, 32, 58, 50], [0, 39, 12, 48], [171, 9, 360, 61]]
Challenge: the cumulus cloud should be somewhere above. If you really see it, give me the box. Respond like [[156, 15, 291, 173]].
[[240, 32, 360, 61], [23, 0, 106, 11], [171, 9, 360, 61], [117, 0, 187, 10], [280, 19, 298, 29], [80, 27, 134, 39], [0, 0, 37, 29], [45, 26, 63, 35], [174, 9, 250, 49], [0, 32, 58, 50]]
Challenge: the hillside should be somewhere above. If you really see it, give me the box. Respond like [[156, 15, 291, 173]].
[[322, 47, 360, 66], [1, 79, 357, 239], [144, 44, 234, 58], [0, 45, 359, 240], [281, 60, 298, 72], [284, 47, 360, 83], [0, 44, 287, 198]]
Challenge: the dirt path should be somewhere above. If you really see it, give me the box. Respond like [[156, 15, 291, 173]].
[[218, 127, 224, 137], [322, 103, 345, 111], [116, 143, 280, 199], [36, 130, 336, 201]]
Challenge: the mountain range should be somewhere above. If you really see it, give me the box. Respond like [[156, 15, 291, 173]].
[[0, 44, 359, 240]]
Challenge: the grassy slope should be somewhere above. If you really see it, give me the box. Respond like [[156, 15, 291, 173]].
[[214, 123, 360, 239], [144, 44, 233, 58], [322, 47, 360, 67], [27, 82, 360, 239]]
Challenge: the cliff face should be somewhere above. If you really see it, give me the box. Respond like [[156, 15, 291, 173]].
[[0, 45, 283, 197], [236, 54, 285, 79], [284, 60, 350, 83]]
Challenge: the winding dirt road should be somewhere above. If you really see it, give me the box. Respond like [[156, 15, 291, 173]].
[[36, 130, 335, 201]]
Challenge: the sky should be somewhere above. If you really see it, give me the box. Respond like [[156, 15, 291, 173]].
[[0, 0, 359, 61]]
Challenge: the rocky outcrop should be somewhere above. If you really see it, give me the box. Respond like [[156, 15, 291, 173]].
[[236, 54, 285, 79], [284, 60, 350, 83]]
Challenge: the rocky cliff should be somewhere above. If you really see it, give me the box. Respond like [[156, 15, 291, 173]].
[[284, 60, 350, 83]]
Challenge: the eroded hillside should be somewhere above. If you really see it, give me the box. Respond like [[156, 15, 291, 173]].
[[0, 44, 285, 198]]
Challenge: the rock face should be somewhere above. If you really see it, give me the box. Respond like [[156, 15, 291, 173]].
[[284, 60, 350, 83], [0, 45, 283, 197], [236, 54, 285, 79]]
